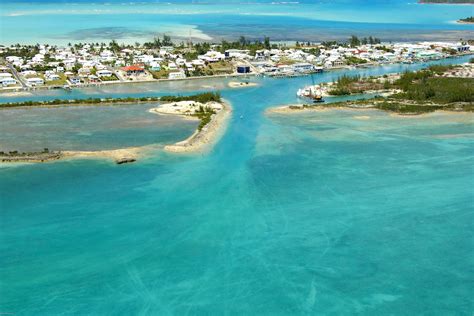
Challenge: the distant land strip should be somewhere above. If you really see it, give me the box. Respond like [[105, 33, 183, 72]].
[[419, 0, 474, 3]]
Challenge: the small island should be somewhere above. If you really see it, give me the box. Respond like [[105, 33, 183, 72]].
[[0, 92, 231, 164], [228, 81, 259, 88], [268, 63, 474, 115], [148, 92, 232, 153], [419, 0, 474, 4], [457, 16, 474, 24]]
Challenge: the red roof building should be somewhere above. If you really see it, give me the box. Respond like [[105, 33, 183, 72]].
[[121, 65, 145, 75]]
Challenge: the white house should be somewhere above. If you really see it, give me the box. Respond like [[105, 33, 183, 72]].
[[0, 77, 17, 86], [45, 73, 61, 81], [168, 71, 186, 80], [26, 77, 44, 86], [96, 69, 114, 77]]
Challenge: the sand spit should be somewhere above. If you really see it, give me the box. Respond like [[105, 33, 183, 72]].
[[266, 104, 343, 114], [266, 104, 473, 118], [62, 146, 146, 162], [228, 81, 259, 88], [161, 101, 232, 153]]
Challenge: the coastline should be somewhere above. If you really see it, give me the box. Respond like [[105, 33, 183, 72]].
[[2, 54, 472, 96], [266, 103, 473, 117], [162, 100, 232, 153], [0, 73, 257, 95], [0, 99, 161, 110], [0, 100, 232, 164]]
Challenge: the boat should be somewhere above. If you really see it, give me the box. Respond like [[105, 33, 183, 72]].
[[296, 73, 325, 103], [297, 84, 324, 102]]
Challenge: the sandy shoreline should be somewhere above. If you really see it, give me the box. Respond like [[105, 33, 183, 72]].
[[62, 146, 147, 162], [266, 103, 473, 117], [163, 100, 232, 153], [228, 81, 259, 88]]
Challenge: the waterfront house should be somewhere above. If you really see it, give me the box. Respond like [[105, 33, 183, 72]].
[[237, 65, 251, 74], [45, 73, 61, 81], [168, 71, 186, 80], [292, 63, 316, 73], [96, 70, 114, 77], [121, 65, 145, 76], [88, 74, 100, 83], [68, 77, 81, 85], [26, 77, 44, 86]]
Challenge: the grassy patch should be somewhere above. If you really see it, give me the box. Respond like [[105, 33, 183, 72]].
[[160, 92, 222, 103], [150, 69, 170, 79]]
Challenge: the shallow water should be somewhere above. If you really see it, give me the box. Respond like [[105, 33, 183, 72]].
[[0, 57, 473, 314], [0, 103, 197, 152], [0, 0, 473, 44]]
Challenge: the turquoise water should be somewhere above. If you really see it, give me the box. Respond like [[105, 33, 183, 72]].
[[0, 0, 473, 44], [1, 57, 474, 314], [0, 103, 197, 152]]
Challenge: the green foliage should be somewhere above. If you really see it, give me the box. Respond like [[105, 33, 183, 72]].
[[459, 16, 474, 23], [217, 36, 271, 53], [394, 77, 474, 103], [99, 75, 119, 81], [193, 106, 217, 130], [328, 75, 361, 95], [392, 65, 472, 103], [375, 101, 443, 113], [420, 0, 474, 3], [0, 44, 40, 59], [160, 92, 222, 103], [349, 35, 360, 48], [345, 56, 368, 65], [0, 96, 161, 108]]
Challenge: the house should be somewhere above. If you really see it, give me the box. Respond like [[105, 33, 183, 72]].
[[68, 77, 81, 85], [0, 77, 17, 86], [78, 67, 92, 77], [237, 65, 251, 74], [292, 63, 316, 73], [26, 77, 44, 86], [168, 71, 186, 80], [149, 62, 161, 71], [96, 69, 114, 77], [88, 74, 100, 83], [45, 73, 61, 81], [167, 62, 178, 71], [121, 65, 145, 76], [192, 59, 205, 67]]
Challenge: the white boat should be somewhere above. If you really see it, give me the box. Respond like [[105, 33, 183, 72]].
[[297, 85, 321, 98], [297, 85, 324, 102]]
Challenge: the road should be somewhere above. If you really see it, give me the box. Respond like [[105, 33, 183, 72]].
[[7, 63, 28, 88]]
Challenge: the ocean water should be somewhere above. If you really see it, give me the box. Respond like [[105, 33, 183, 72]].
[[0, 103, 198, 152], [0, 0, 473, 44], [0, 56, 473, 314]]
